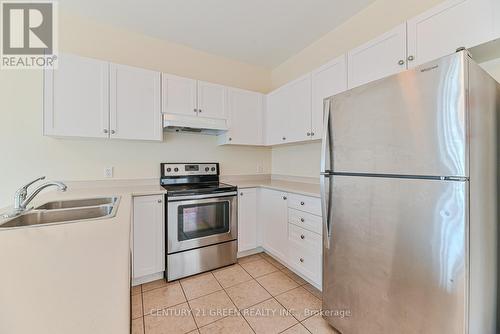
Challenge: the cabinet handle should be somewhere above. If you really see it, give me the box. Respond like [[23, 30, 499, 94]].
[[407, 55, 414, 61], [229, 137, 232, 141], [199, 109, 202, 113], [398, 59, 405, 66], [193, 108, 197, 113], [157, 199, 162, 203], [110, 130, 116, 135], [307, 132, 311, 136], [300, 234, 305, 240], [300, 201, 305, 206], [311, 132, 315, 136], [300, 218, 305, 223], [283, 196, 287, 200], [282, 137, 286, 141], [299, 258, 304, 263], [103, 129, 108, 134], [240, 192, 243, 196]]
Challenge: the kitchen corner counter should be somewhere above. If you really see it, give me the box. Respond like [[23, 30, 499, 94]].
[[0, 182, 167, 334]]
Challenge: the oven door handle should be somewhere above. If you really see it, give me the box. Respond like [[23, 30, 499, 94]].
[[168, 191, 238, 202]]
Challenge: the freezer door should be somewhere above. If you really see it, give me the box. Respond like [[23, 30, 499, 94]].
[[323, 175, 466, 334], [330, 52, 467, 177]]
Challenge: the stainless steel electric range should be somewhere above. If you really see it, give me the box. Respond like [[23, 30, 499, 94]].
[[161, 163, 238, 281]]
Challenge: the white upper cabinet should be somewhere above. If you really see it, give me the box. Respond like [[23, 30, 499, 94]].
[[162, 74, 197, 117], [220, 88, 264, 145], [110, 64, 162, 141], [407, 0, 496, 67], [311, 55, 348, 140], [286, 74, 312, 143], [348, 23, 407, 89], [266, 86, 289, 145], [44, 53, 109, 138], [265, 74, 312, 145], [197, 81, 227, 120]]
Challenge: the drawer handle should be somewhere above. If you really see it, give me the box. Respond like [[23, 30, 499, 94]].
[[300, 234, 305, 240], [299, 258, 304, 263], [300, 218, 305, 223], [300, 201, 305, 206], [283, 196, 287, 200]]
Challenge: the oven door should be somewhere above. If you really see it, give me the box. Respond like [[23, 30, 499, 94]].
[[167, 191, 237, 253]]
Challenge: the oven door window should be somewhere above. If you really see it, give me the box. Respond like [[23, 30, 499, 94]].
[[177, 201, 230, 241]]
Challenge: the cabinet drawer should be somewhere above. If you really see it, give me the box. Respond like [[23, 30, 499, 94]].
[[288, 208, 322, 235], [288, 224, 322, 254], [288, 241, 322, 285], [287, 193, 321, 216]]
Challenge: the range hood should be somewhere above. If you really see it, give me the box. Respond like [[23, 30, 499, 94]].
[[163, 114, 228, 135]]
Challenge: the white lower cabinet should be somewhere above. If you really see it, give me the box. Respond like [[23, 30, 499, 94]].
[[259, 188, 288, 262], [132, 195, 165, 284], [238, 188, 258, 252], [256, 188, 323, 288], [288, 224, 322, 285]]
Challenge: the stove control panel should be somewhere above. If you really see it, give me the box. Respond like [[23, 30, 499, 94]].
[[161, 163, 219, 177]]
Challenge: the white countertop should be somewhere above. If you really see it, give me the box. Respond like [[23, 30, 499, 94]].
[[231, 179, 320, 198]]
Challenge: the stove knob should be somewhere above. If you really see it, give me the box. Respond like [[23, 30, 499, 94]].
[[205, 167, 210, 172], [211, 167, 216, 172], [166, 167, 171, 172], [174, 167, 179, 172]]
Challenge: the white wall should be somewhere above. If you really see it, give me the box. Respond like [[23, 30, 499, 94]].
[[0, 11, 272, 208], [271, 142, 321, 178]]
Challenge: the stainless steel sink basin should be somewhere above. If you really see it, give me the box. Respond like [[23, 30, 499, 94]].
[[0, 196, 120, 229], [35, 197, 118, 210]]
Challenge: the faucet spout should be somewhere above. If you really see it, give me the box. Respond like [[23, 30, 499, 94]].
[[20, 181, 67, 210]]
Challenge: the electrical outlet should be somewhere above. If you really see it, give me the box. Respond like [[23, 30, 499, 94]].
[[104, 167, 114, 178]]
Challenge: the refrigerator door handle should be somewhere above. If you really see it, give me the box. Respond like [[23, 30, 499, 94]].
[[320, 174, 331, 249], [320, 98, 331, 174]]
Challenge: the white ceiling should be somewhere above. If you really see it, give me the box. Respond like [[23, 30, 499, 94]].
[[60, 0, 375, 68]]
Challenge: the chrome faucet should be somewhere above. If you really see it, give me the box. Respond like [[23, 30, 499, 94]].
[[9, 177, 67, 215]]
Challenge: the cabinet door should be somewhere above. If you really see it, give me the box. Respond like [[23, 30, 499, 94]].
[[162, 73, 198, 117], [311, 55, 347, 140], [348, 23, 407, 89], [238, 188, 258, 252], [109, 64, 162, 141], [197, 81, 227, 120], [132, 195, 165, 279], [407, 0, 495, 67], [224, 88, 263, 145], [266, 87, 289, 145], [44, 53, 109, 138], [259, 189, 288, 261], [286, 74, 312, 143]]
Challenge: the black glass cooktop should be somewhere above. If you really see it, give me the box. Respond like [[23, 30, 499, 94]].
[[162, 182, 237, 196]]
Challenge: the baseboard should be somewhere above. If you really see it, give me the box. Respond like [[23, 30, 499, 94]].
[[132, 271, 164, 286]]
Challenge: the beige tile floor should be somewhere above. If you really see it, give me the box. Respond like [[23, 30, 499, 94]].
[[131, 252, 339, 334]]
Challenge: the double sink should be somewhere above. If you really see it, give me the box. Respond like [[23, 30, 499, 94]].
[[0, 197, 120, 229]]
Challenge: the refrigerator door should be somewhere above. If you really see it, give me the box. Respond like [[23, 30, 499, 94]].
[[323, 175, 466, 334], [329, 52, 467, 177]]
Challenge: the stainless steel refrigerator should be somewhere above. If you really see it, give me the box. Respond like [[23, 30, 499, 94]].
[[320, 50, 499, 334]]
